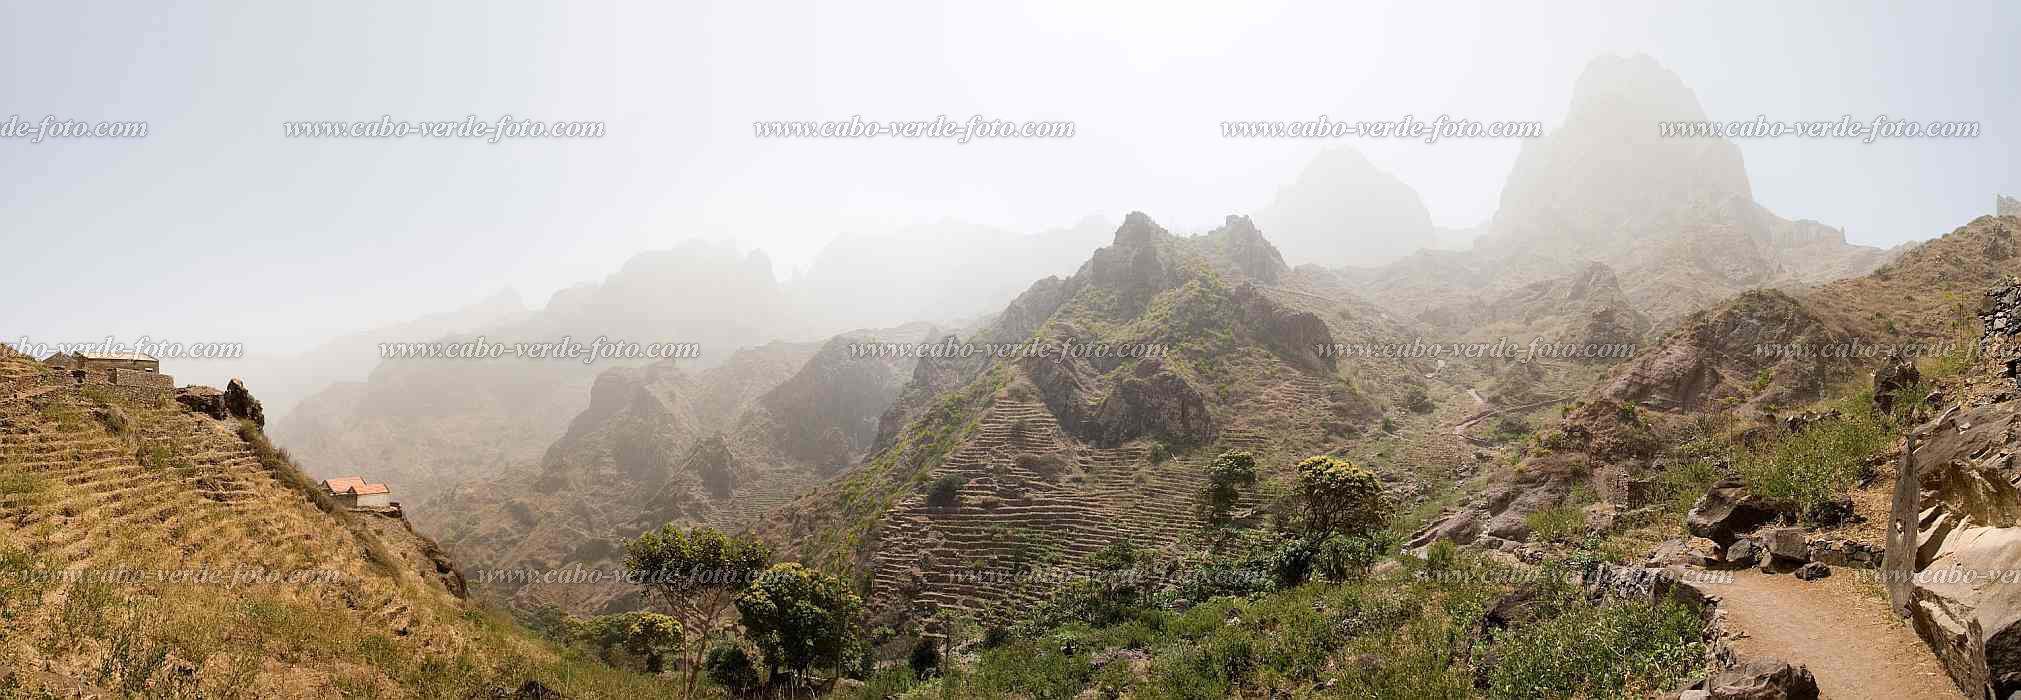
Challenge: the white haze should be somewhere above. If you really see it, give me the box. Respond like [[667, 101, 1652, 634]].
[[2, 0, 2014, 390]]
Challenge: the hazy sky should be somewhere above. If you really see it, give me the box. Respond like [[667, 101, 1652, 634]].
[[5, 0, 2016, 356]]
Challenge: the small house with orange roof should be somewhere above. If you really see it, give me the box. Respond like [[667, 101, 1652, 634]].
[[321, 475, 394, 508]]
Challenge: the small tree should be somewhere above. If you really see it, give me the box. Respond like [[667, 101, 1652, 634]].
[[625, 526, 773, 698], [735, 563, 862, 688], [1292, 456, 1390, 539], [1200, 451, 1258, 527]]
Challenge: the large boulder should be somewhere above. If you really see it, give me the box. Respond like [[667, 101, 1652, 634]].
[[1687, 478, 1786, 547], [1701, 658, 1821, 700], [1885, 401, 2021, 698], [1758, 527, 1810, 573]]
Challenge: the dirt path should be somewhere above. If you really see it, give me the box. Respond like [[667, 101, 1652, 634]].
[[1707, 570, 1962, 699]]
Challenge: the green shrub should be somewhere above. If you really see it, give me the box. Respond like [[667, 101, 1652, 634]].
[[1523, 503, 1586, 543], [1736, 414, 1888, 522], [1403, 387, 1434, 414], [927, 474, 967, 510], [1485, 599, 1706, 699], [908, 637, 942, 679], [704, 644, 761, 694]]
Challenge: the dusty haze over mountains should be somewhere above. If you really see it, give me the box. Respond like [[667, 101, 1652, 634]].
[[4, 3, 2020, 697]]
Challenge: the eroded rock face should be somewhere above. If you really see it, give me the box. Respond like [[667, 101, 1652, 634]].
[[1885, 400, 2021, 698]]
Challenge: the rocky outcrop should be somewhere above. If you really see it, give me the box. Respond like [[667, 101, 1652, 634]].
[[1583, 563, 1716, 613], [1872, 352, 1921, 416], [1409, 452, 1586, 548], [1999, 195, 2020, 218], [1885, 402, 2021, 698], [174, 380, 267, 426], [758, 334, 914, 466], [1024, 353, 1216, 448], [1084, 212, 1174, 306], [1599, 289, 1854, 412], [174, 385, 228, 420]]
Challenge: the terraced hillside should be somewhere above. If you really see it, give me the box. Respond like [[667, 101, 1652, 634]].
[[0, 350, 676, 697]]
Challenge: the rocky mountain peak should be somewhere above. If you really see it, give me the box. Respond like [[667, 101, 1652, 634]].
[[1208, 214, 1290, 283], [1113, 210, 1166, 248], [1494, 54, 1753, 246], [2000, 194, 2021, 217]]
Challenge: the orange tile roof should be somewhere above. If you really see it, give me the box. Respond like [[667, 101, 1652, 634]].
[[322, 476, 365, 493], [349, 483, 390, 496]]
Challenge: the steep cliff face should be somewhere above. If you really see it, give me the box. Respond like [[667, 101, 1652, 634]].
[[1884, 279, 2021, 698]]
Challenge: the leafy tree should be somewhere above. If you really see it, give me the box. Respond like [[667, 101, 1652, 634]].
[[735, 563, 862, 687], [625, 526, 773, 697], [1292, 456, 1390, 539], [1199, 451, 1258, 527], [704, 644, 762, 695]]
